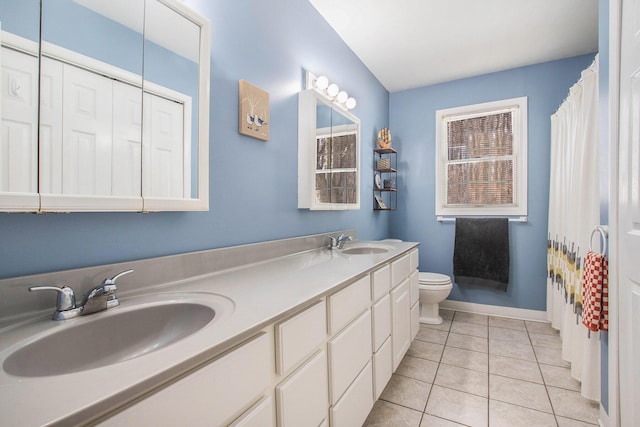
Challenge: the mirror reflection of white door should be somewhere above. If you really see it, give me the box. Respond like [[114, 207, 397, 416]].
[[112, 81, 142, 197], [618, 0, 640, 424], [142, 92, 185, 198], [0, 47, 38, 193], [62, 64, 112, 196]]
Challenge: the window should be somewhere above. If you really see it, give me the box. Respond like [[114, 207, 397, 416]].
[[435, 97, 527, 217]]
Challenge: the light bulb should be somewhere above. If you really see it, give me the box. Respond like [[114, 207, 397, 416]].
[[337, 90, 348, 103], [327, 83, 339, 98], [345, 97, 357, 109], [315, 75, 329, 90]]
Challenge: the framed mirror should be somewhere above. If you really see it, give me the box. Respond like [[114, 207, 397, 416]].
[[298, 89, 360, 210], [0, 0, 41, 211], [0, 0, 209, 212]]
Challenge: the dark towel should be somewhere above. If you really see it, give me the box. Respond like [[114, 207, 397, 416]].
[[453, 218, 510, 291]]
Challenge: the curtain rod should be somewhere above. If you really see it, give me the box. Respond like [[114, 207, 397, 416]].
[[436, 216, 528, 223]]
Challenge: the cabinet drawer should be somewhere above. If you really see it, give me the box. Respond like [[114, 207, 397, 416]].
[[330, 361, 374, 427], [409, 270, 419, 306], [328, 309, 372, 405], [391, 253, 411, 287], [371, 264, 391, 301], [373, 337, 392, 400], [276, 350, 328, 427], [372, 294, 391, 352], [276, 300, 326, 375], [410, 249, 419, 271], [102, 332, 271, 427], [328, 275, 371, 335], [229, 396, 274, 427]]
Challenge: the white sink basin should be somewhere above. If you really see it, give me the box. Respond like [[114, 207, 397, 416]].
[[340, 242, 392, 255], [2, 292, 234, 377]]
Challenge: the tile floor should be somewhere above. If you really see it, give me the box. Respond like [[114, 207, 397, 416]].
[[363, 310, 600, 427]]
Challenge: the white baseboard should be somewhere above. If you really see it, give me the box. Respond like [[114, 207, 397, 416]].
[[598, 404, 608, 427], [440, 300, 548, 322]]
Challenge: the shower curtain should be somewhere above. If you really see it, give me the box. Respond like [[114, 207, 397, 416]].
[[547, 55, 600, 401]]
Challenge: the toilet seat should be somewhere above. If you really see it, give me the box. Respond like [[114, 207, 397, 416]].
[[418, 272, 452, 285]]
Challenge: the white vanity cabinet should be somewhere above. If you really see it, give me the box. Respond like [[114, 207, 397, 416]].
[[101, 332, 273, 427], [98, 247, 419, 427]]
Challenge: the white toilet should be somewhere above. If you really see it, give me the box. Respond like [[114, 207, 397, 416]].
[[418, 272, 453, 325]]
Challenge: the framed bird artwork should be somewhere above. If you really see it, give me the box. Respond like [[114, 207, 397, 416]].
[[239, 80, 270, 141]]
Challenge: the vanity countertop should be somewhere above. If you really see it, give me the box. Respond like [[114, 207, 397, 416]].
[[0, 239, 418, 426]]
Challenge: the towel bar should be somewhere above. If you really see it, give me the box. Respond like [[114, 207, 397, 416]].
[[436, 216, 528, 223]]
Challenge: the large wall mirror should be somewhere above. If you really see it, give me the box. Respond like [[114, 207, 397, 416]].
[[298, 89, 360, 210], [0, 0, 210, 212]]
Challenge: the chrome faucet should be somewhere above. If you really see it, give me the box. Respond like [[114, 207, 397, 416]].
[[29, 269, 133, 320], [328, 233, 353, 249]]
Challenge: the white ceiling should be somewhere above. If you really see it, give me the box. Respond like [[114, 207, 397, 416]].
[[308, 0, 599, 92]]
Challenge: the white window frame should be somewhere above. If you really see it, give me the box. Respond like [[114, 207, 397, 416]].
[[435, 96, 528, 217]]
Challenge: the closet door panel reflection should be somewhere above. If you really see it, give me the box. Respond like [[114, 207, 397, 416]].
[[143, 92, 186, 199], [62, 64, 113, 196], [113, 81, 142, 197], [0, 47, 38, 194], [39, 57, 63, 194]]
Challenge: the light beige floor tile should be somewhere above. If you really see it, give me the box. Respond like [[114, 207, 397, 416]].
[[442, 346, 489, 373], [380, 374, 431, 411], [363, 400, 422, 427], [534, 345, 571, 368], [547, 386, 600, 424], [419, 414, 466, 427], [450, 321, 489, 338], [525, 320, 558, 336], [529, 332, 563, 349], [555, 415, 599, 426], [489, 326, 530, 344], [489, 374, 552, 413], [415, 326, 449, 345], [489, 399, 557, 427], [434, 363, 488, 397], [440, 309, 455, 321], [489, 316, 527, 331], [489, 354, 543, 383], [489, 338, 536, 362], [453, 311, 488, 325], [420, 319, 452, 332], [407, 339, 444, 362], [446, 332, 488, 353], [539, 363, 581, 391], [425, 385, 488, 427], [396, 355, 439, 383]]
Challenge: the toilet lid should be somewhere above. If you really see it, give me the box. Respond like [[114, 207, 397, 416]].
[[419, 272, 452, 285]]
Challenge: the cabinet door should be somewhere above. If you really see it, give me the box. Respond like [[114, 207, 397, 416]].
[[372, 294, 391, 352], [276, 300, 326, 375], [391, 279, 411, 371], [100, 333, 271, 427], [276, 350, 328, 427], [229, 396, 274, 427], [328, 309, 372, 405], [330, 361, 373, 427]]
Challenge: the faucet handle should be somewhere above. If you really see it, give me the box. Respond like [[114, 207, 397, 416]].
[[103, 269, 134, 286], [29, 285, 76, 312]]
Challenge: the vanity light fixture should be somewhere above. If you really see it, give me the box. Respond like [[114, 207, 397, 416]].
[[306, 71, 357, 110]]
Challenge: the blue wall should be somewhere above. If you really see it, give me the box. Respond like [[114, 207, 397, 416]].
[[388, 54, 595, 311], [0, 0, 390, 279]]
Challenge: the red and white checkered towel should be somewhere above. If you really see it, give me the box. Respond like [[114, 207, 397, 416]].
[[581, 251, 609, 332]]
